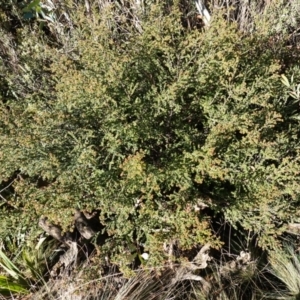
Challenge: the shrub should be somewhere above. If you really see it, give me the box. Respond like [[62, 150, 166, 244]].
[[0, 1, 299, 268]]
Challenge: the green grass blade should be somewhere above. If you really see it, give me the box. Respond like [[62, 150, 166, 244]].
[[0, 275, 29, 295]]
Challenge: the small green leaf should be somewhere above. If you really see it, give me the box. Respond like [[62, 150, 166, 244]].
[[281, 75, 290, 87]]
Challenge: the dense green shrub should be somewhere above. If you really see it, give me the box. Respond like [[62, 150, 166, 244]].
[[0, 1, 300, 268]]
